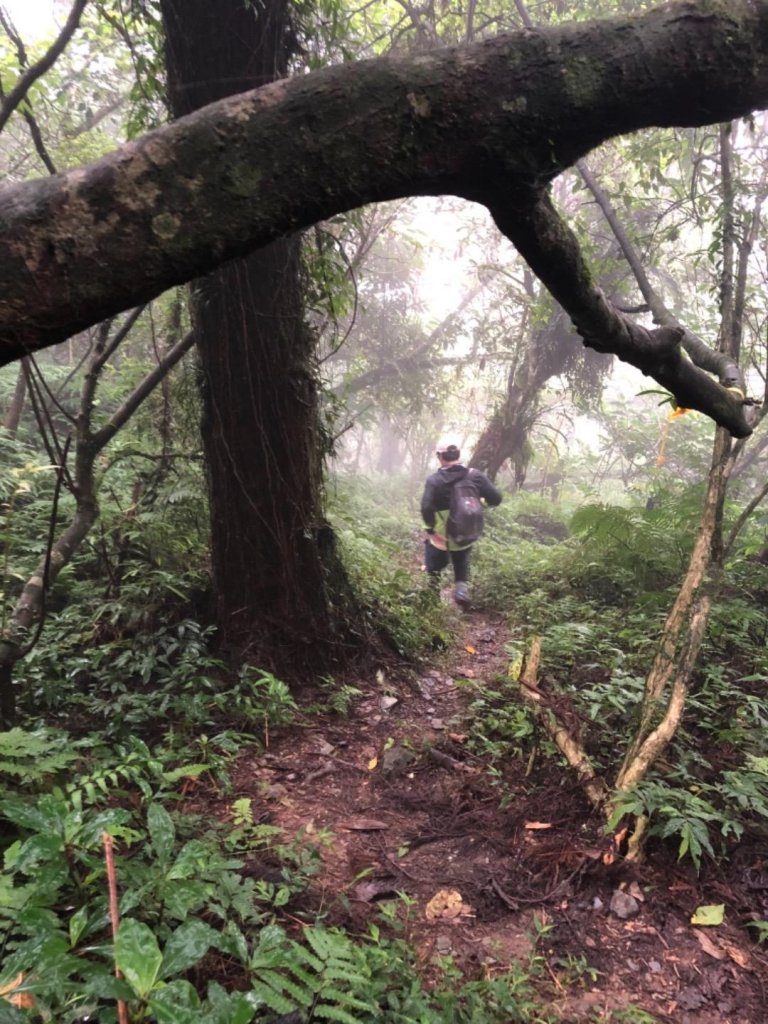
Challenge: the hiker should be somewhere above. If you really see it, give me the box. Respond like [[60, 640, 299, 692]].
[[420, 441, 502, 609]]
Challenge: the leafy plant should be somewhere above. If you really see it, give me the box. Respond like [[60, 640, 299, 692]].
[[0, 728, 80, 795], [607, 779, 744, 872]]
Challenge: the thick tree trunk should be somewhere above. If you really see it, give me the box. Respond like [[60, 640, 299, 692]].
[[161, 0, 348, 670]]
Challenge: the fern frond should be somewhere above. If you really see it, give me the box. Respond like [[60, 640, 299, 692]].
[[249, 980, 295, 1015], [287, 941, 324, 973], [312, 1004, 369, 1024]]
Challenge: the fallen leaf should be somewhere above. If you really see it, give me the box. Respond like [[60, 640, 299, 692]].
[[340, 818, 389, 831], [0, 973, 35, 1009], [447, 733, 467, 743], [694, 929, 725, 960], [367, 757, 378, 771], [722, 942, 751, 969], [627, 881, 645, 902], [464, 645, 476, 654], [669, 880, 696, 893], [425, 889, 474, 921], [525, 821, 552, 830], [691, 904, 725, 927], [613, 825, 629, 848]]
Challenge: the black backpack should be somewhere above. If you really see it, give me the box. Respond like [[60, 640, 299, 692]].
[[447, 469, 484, 545]]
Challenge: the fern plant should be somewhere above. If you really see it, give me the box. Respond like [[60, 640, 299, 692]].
[[249, 924, 381, 1022], [0, 728, 80, 795]]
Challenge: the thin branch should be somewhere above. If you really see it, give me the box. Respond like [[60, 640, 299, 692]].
[[91, 329, 196, 452], [18, 434, 71, 658], [488, 187, 751, 437], [577, 158, 744, 394], [723, 479, 768, 559], [92, 306, 147, 372], [0, 0, 89, 135], [28, 354, 76, 424]]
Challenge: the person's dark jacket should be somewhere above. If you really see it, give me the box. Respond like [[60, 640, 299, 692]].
[[421, 464, 502, 548]]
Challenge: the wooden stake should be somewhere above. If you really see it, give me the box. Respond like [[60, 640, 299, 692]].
[[103, 832, 129, 1024]]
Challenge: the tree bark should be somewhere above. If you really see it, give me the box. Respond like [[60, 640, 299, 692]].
[[161, 0, 351, 670], [1, 2, 766, 431]]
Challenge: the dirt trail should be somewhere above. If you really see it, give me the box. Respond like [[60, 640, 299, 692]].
[[229, 606, 768, 1023]]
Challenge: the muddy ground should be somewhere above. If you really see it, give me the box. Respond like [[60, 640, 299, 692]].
[[210, 604, 768, 1023]]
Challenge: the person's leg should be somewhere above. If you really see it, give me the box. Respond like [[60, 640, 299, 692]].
[[424, 540, 449, 593], [450, 547, 472, 609], [451, 547, 471, 583]]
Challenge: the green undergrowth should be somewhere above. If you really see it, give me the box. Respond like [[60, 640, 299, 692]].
[[467, 488, 768, 874], [0, 728, 596, 1023], [3, 463, 768, 1015]]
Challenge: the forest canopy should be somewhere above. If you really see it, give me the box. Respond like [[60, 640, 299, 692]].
[[0, 0, 767, 433]]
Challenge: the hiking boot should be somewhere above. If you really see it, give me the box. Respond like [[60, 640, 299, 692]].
[[454, 582, 471, 610]]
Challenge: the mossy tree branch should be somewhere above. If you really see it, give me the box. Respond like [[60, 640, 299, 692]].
[[1, 2, 768, 433]]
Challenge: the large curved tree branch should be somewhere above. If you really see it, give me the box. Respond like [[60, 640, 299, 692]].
[[576, 159, 744, 394], [488, 187, 751, 436], [1, 1, 767, 434]]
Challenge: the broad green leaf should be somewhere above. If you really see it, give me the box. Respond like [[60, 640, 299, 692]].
[[0, 1000, 26, 1023], [69, 906, 89, 948], [148, 979, 200, 1023], [0, 794, 67, 833], [148, 803, 176, 865], [205, 981, 257, 1024], [162, 764, 209, 783], [83, 972, 134, 1001], [166, 840, 208, 879], [116, 918, 162, 998], [691, 904, 725, 926], [160, 921, 216, 979], [215, 922, 249, 964], [160, 879, 211, 920]]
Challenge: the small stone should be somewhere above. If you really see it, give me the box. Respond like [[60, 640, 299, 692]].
[[381, 746, 416, 773], [592, 897, 603, 911], [435, 935, 452, 953], [430, 718, 445, 729], [316, 738, 335, 756], [380, 695, 399, 711], [648, 959, 662, 973], [610, 889, 640, 920]]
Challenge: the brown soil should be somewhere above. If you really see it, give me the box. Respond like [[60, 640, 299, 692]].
[[217, 605, 768, 1023]]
